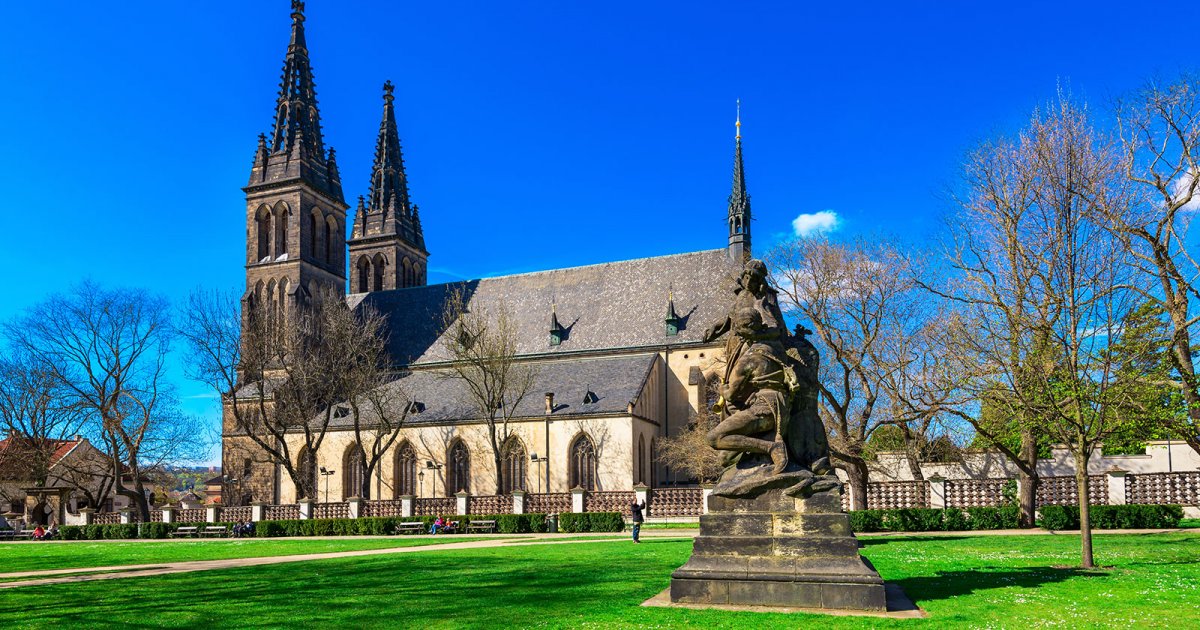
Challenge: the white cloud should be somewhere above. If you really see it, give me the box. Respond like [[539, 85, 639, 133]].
[[792, 210, 840, 236], [1171, 171, 1200, 212]]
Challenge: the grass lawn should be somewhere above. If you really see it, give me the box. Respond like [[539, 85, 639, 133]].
[[0, 537, 496, 574], [1, 532, 1198, 628]]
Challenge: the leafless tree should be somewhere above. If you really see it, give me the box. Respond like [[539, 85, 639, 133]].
[[4, 281, 199, 522], [439, 288, 538, 495], [655, 410, 724, 484], [1112, 75, 1200, 455]]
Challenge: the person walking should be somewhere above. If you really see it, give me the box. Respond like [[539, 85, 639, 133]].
[[630, 499, 646, 543]]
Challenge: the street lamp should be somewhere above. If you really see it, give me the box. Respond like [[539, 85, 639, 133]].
[[319, 467, 335, 503], [530, 453, 548, 493], [424, 460, 443, 497], [223, 475, 239, 506], [418, 470, 425, 498]]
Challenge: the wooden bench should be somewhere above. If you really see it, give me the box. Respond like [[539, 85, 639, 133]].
[[12, 529, 35, 540], [170, 526, 199, 538], [466, 520, 497, 533], [200, 526, 228, 538], [397, 521, 425, 534]]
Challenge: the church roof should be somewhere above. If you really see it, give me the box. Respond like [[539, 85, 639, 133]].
[[346, 248, 737, 365], [334, 353, 660, 427]]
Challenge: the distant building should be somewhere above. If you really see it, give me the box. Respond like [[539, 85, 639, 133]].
[[223, 3, 752, 504], [0, 436, 123, 525]]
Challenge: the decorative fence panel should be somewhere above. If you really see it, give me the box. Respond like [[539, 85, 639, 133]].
[[585, 491, 635, 516], [220, 506, 252, 522], [867, 481, 929, 509], [93, 512, 122, 524], [1036, 476, 1108, 507], [177, 509, 207, 523], [526, 493, 571, 514], [1127, 472, 1200, 505], [264, 504, 300, 520], [414, 497, 456, 516], [467, 495, 511, 515], [148, 510, 163, 523], [652, 489, 704, 517], [362, 500, 405, 518], [314, 503, 349, 520], [945, 479, 1008, 508]]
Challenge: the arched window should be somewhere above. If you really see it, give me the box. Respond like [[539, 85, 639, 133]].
[[325, 216, 337, 267], [256, 206, 271, 261], [446, 440, 470, 496], [274, 204, 289, 258], [501, 437, 526, 494], [343, 443, 365, 500], [356, 256, 370, 293], [414, 262, 423, 286], [296, 447, 317, 501], [278, 277, 289, 319], [569, 434, 597, 491], [265, 279, 277, 315], [637, 434, 646, 485], [394, 442, 417, 498], [309, 212, 320, 260], [372, 253, 386, 292], [650, 438, 658, 488]]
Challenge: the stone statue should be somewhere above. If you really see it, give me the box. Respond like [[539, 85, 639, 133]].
[[703, 259, 838, 499]]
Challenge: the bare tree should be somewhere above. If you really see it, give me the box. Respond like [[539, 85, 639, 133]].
[[655, 410, 724, 484], [4, 281, 199, 522], [439, 288, 538, 495], [1112, 75, 1200, 455]]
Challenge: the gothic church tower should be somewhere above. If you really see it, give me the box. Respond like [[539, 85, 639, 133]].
[[243, 1, 348, 315], [347, 82, 429, 293], [727, 104, 750, 263]]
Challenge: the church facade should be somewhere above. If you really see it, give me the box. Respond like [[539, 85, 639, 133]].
[[222, 2, 754, 504]]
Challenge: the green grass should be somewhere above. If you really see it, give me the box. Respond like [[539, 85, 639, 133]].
[[0, 537, 495, 574], [1, 532, 1198, 628]]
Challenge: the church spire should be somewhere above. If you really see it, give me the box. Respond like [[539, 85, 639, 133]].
[[269, 1, 326, 158], [368, 80, 413, 229], [727, 100, 751, 262]]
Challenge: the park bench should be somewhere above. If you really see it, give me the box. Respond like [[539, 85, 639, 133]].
[[466, 520, 497, 533], [170, 526, 199, 538], [0, 529, 14, 540], [397, 521, 425, 534], [12, 529, 35, 540], [200, 526, 228, 538]]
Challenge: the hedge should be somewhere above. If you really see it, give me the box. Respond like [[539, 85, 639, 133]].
[[58, 522, 239, 540], [1038, 504, 1183, 530], [254, 513, 550, 537], [849, 507, 1020, 533], [558, 512, 625, 533]]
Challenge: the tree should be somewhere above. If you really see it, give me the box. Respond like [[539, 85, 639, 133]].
[[4, 281, 199, 522], [179, 287, 402, 502], [439, 288, 538, 495], [655, 411, 724, 484], [1112, 75, 1200, 454]]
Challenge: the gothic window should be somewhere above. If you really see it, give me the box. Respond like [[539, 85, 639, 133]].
[[401, 257, 413, 288], [325, 216, 337, 267], [394, 442, 417, 498], [256, 206, 271, 261], [310, 212, 320, 260], [414, 262, 423, 285], [372, 253, 387, 292], [446, 440, 470, 496], [356, 256, 370, 293], [636, 435, 646, 485], [274, 204, 289, 258], [265, 279, 277, 315], [501, 437, 526, 494], [343, 443, 365, 500], [650, 438, 658, 488], [569, 434, 597, 491], [297, 447, 317, 500], [278, 277, 289, 318]]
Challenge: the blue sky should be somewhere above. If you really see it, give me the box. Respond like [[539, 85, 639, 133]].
[[2, 1, 1197, 460]]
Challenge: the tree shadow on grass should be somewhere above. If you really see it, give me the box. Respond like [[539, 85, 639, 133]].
[[894, 566, 1090, 604], [859, 535, 974, 546]]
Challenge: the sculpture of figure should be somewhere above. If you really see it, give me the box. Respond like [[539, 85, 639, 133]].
[[703, 260, 785, 344]]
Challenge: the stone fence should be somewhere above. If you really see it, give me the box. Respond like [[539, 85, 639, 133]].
[[843, 471, 1200, 513]]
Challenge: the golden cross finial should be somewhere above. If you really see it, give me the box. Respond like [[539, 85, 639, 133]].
[[735, 99, 741, 140]]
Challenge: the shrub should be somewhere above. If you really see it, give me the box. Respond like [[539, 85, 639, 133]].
[[845, 506, 1022, 533], [1038, 504, 1183, 530], [587, 512, 625, 532], [58, 523, 138, 540], [558, 512, 587, 533], [966, 506, 1020, 530], [849, 510, 886, 533]]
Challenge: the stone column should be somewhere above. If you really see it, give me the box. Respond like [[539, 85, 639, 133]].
[[928, 475, 947, 510], [512, 490, 525, 514], [570, 487, 586, 513], [1106, 468, 1127, 506], [78, 508, 95, 525], [119, 508, 133, 524], [456, 491, 469, 516], [700, 485, 714, 515], [347, 497, 363, 519], [400, 495, 414, 518], [206, 506, 219, 523], [634, 484, 650, 517], [161, 506, 175, 524], [251, 502, 268, 522], [297, 499, 313, 520]]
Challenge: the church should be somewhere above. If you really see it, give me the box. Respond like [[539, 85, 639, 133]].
[[222, 2, 753, 505]]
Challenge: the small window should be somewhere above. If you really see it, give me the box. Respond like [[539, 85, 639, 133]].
[[243, 458, 253, 477]]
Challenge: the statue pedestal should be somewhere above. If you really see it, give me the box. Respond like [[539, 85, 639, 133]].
[[670, 488, 886, 611]]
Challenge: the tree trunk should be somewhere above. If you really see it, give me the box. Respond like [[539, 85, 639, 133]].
[[1017, 429, 1039, 528], [1074, 447, 1094, 568], [840, 457, 870, 511]]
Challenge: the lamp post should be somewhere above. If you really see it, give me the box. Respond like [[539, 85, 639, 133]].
[[418, 470, 425, 498], [319, 467, 335, 503], [223, 475, 239, 506], [530, 453, 548, 493], [424, 460, 443, 497]]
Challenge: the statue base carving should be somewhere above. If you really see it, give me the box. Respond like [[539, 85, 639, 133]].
[[670, 487, 886, 611]]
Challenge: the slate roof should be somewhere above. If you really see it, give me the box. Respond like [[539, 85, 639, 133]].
[[331, 353, 660, 427], [346, 248, 737, 366]]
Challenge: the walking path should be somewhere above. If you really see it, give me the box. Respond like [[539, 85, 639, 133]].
[[0, 532, 690, 590]]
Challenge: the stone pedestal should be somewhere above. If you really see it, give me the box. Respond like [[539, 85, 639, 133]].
[[670, 488, 885, 611]]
